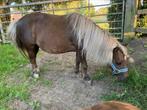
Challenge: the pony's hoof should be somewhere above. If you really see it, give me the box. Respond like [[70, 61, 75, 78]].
[[32, 73, 40, 79], [90, 79, 93, 86], [74, 69, 79, 74], [83, 75, 91, 81]]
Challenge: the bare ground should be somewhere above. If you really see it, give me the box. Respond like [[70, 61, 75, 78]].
[[10, 52, 110, 110], [30, 53, 104, 110], [9, 37, 147, 110]]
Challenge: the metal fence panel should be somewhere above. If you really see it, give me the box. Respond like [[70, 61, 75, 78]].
[[0, 0, 126, 43]]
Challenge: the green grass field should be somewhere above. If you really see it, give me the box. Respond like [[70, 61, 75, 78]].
[[0, 44, 29, 110], [0, 44, 53, 110]]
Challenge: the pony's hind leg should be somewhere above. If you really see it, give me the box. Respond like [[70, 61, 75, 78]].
[[27, 45, 39, 78]]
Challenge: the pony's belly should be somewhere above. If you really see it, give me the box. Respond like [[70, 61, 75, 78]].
[[40, 44, 76, 54]]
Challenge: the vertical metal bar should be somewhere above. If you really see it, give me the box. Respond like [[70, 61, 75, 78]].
[[88, 0, 90, 17], [51, 0, 54, 14], [121, 0, 126, 41], [65, 1, 68, 14]]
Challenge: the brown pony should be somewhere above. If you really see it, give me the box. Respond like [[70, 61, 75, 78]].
[[83, 101, 140, 110], [8, 12, 133, 80]]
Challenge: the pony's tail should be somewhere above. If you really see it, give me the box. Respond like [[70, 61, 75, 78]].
[[7, 21, 28, 58], [7, 21, 17, 43]]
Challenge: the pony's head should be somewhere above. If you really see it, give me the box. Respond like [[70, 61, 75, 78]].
[[112, 45, 134, 81]]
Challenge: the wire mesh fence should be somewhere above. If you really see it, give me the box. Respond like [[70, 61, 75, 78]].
[[0, 0, 126, 43]]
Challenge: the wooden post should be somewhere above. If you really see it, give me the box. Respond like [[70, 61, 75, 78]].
[[124, 0, 138, 37], [134, 0, 139, 29]]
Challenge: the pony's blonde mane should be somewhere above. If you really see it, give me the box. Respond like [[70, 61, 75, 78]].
[[67, 13, 128, 65]]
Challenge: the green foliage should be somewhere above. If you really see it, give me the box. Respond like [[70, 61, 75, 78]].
[[0, 83, 29, 108], [40, 78, 53, 87], [107, 0, 123, 38], [0, 44, 54, 109], [137, 15, 147, 28], [0, 44, 29, 109], [100, 66, 147, 110], [48, 0, 96, 16], [29, 100, 41, 110], [79, 0, 95, 16], [0, 44, 27, 76], [138, 0, 147, 9], [92, 7, 109, 29], [92, 68, 110, 80]]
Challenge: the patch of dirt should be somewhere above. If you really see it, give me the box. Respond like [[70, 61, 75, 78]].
[[128, 37, 147, 71], [10, 37, 147, 110], [10, 52, 110, 110], [30, 52, 108, 110]]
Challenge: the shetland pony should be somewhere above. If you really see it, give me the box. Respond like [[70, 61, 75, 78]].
[[83, 101, 140, 110], [8, 12, 133, 80]]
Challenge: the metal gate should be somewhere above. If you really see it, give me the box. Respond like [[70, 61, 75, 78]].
[[0, 0, 126, 43]]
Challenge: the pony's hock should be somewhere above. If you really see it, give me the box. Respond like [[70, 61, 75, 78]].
[[8, 12, 133, 81]]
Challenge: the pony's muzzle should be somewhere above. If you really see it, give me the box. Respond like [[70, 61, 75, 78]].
[[116, 73, 128, 81], [111, 63, 129, 81]]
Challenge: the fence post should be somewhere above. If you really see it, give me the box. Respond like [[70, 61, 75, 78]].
[[124, 0, 137, 37], [0, 23, 6, 43], [121, 0, 126, 41]]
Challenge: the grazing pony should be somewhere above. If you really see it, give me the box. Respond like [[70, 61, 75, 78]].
[[8, 12, 133, 80], [83, 101, 140, 110]]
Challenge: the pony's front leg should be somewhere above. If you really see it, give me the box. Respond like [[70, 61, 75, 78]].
[[81, 54, 91, 81], [75, 51, 81, 74]]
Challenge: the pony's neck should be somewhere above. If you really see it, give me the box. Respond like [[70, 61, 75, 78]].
[[67, 13, 119, 65]]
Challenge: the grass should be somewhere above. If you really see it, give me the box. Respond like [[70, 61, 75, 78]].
[[94, 66, 147, 110], [92, 67, 110, 81], [40, 78, 53, 87], [0, 44, 54, 109], [0, 44, 29, 109], [0, 44, 28, 77], [29, 100, 41, 110]]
